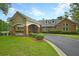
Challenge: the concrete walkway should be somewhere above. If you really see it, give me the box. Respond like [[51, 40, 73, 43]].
[[45, 35, 79, 56]]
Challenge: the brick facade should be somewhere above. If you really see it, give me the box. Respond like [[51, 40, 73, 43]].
[[55, 19, 77, 32]]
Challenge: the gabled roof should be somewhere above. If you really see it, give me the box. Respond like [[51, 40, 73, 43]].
[[54, 18, 79, 26], [9, 11, 40, 25], [10, 11, 35, 21], [39, 18, 79, 27]]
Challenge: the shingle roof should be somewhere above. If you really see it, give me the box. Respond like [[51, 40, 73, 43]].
[[38, 19, 62, 27]]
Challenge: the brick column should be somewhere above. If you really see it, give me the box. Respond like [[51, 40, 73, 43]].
[[24, 20, 29, 36], [37, 27, 40, 33], [39, 25, 42, 33], [37, 25, 42, 33], [24, 26, 28, 36], [12, 26, 16, 35]]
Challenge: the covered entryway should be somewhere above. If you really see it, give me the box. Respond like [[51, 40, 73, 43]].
[[28, 24, 39, 33], [10, 11, 41, 36]]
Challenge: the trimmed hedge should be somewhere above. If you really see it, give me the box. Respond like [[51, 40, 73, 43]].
[[42, 31, 79, 35], [48, 31, 61, 34]]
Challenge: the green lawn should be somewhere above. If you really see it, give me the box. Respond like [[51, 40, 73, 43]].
[[50, 34, 79, 40], [0, 36, 59, 56], [61, 34, 79, 40]]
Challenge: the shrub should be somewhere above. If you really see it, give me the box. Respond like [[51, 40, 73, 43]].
[[42, 30, 79, 35], [61, 32, 75, 34], [35, 34, 44, 40], [41, 28, 61, 34], [44, 30, 61, 34], [76, 29, 79, 33], [32, 34, 37, 38], [30, 33, 44, 40]]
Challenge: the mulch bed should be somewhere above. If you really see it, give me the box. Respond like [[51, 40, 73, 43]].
[[32, 38, 44, 42]]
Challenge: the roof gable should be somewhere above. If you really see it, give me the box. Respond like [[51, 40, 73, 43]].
[[9, 11, 40, 25], [55, 18, 78, 26], [9, 11, 35, 22], [9, 11, 25, 21]]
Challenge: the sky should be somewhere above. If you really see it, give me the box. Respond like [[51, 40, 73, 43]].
[[0, 3, 71, 21]]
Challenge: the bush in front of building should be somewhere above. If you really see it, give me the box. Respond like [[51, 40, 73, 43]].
[[42, 30, 79, 35], [29, 33, 36, 37], [31, 33, 37, 38], [76, 29, 79, 33], [29, 33, 44, 40], [48, 31, 61, 34], [35, 34, 44, 40], [60, 32, 78, 35]]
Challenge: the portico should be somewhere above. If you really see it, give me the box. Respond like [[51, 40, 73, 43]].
[[9, 11, 41, 36]]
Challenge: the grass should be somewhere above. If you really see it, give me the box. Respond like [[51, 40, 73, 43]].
[[0, 36, 59, 56], [50, 34, 79, 40], [38, 33, 79, 40], [61, 35, 79, 40]]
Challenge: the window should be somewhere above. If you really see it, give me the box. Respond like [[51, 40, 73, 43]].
[[46, 20, 48, 24], [48, 20, 51, 23], [52, 21, 54, 23], [63, 23, 69, 31], [17, 27, 24, 31]]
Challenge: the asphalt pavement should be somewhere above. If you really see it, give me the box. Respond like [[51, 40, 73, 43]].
[[45, 35, 79, 56]]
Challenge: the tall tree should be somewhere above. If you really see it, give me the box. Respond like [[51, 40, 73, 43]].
[[70, 3, 79, 22], [57, 16, 63, 20], [0, 3, 11, 15], [64, 12, 69, 19]]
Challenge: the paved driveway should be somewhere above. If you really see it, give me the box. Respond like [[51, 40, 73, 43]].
[[45, 35, 79, 56]]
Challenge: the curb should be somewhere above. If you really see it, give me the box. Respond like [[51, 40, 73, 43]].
[[44, 39, 67, 56]]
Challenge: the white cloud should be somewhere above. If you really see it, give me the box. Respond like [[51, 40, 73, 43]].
[[7, 8, 16, 17], [29, 8, 45, 16], [53, 3, 70, 16], [68, 16, 72, 20], [9, 8, 16, 13], [7, 8, 25, 17], [9, 8, 16, 14]]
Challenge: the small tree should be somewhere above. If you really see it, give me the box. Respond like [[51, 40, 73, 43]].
[[0, 20, 10, 31], [0, 3, 11, 15]]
